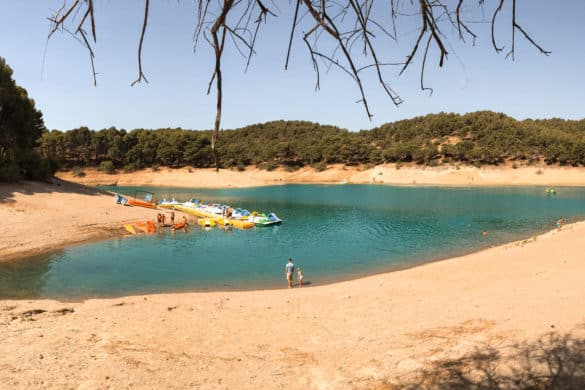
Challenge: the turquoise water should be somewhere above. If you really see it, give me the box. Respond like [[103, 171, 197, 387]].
[[2, 185, 585, 299]]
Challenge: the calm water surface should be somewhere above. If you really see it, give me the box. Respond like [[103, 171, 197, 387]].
[[2, 184, 584, 299]]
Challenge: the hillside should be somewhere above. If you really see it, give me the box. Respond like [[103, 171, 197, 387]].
[[39, 111, 585, 173]]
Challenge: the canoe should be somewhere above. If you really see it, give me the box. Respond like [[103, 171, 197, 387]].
[[128, 199, 156, 209], [146, 221, 156, 232], [124, 224, 136, 235]]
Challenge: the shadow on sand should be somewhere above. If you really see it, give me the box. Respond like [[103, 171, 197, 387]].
[[0, 178, 109, 203], [393, 329, 585, 389]]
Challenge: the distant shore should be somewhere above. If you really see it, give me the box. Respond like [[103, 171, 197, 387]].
[[56, 163, 585, 188]]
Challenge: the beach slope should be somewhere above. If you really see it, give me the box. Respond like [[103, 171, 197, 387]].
[[0, 180, 163, 262], [1, 222, 584, 388]]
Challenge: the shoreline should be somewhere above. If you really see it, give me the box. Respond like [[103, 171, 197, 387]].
[[8, 223, 561, 303], [0, 167, 578, 264], [56, 163, 585, 188], [3, 174, 585, 387], [2, 215, 584, 387]]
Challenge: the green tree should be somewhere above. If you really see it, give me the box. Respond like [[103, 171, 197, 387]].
[[0, 57, 53, 181]]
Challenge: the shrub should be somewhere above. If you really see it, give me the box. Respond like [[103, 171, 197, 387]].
[[237, 163, 246, 171], [98, 160, 116, 174], [72, 166, 86, 178], [312, 161, 328, 172], [123, 163, 140, 173], [512, 162, 518, 169], [259, 161, 279, 171], [152, 164, 160, 172]]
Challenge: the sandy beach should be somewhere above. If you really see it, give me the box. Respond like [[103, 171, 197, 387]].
[[1, 221, 584, 388], [56, 164, 585, 188], [0, 180, 171, 262], [1, 169, 585, 388]]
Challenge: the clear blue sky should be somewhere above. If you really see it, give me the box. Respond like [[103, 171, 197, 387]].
[[1, 1, 584, 131]]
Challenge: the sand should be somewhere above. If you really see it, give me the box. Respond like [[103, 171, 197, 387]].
[[56, 164, 585, 188], [2, 170, 585, 388], [0, 179, 182, 262], [1, 223, 584, 388]]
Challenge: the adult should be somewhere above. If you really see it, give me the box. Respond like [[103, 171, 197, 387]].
[[170, 211, 175, 225], [557, 217, 564, 231], [284, 258, 294, 288]]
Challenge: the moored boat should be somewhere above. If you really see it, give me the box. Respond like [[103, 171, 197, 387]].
[[128, 198, 156, 209], [248, 211, 282, 226]]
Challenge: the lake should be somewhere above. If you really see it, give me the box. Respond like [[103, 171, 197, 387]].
[[1, 184, 584, 299]]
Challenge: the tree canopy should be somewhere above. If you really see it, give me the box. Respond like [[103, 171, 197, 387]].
[[40, 111, 585, 173], [0, 57, 54, 181]]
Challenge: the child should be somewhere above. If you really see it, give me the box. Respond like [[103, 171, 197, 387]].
[[297, 267, 304, 287]]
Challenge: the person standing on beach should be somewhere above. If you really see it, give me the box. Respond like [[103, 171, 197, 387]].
[[285, 258, 294, 288], [170, 211, 175, 225], [557, 217, 564, 231], [297, 267, 304, 287]]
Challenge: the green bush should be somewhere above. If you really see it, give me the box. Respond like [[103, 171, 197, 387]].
[[236, 163, 246, 171], [72, 166, 86, 178], [152, 164, 160, 172], [259, 161, 279, 171], [312, 161, 328, 172], [98, 160, 116, 174], [123, 164, 138, 173]]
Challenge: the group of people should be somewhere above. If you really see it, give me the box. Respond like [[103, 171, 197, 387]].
[[221, 206, 233, 218], [156, 211, 189, 232], [285, 258, 304, 288], [156, 211, 175, 225]]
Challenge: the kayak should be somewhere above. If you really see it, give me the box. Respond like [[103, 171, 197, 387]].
[[124, 224, 136, 235], [134, 221, 150, 233], [128, 199, 156, 209], [146, 221, 156, 232], [173, 222, 187, 230]]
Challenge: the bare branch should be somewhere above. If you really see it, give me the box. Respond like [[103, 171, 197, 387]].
[[491, 0, 505, 52], [131, 0, 150, 87]]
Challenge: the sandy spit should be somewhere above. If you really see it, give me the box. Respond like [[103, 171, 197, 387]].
[[0, 179, 174, 262]]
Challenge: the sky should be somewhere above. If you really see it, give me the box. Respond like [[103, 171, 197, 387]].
[[1, 1, 584, 132]]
